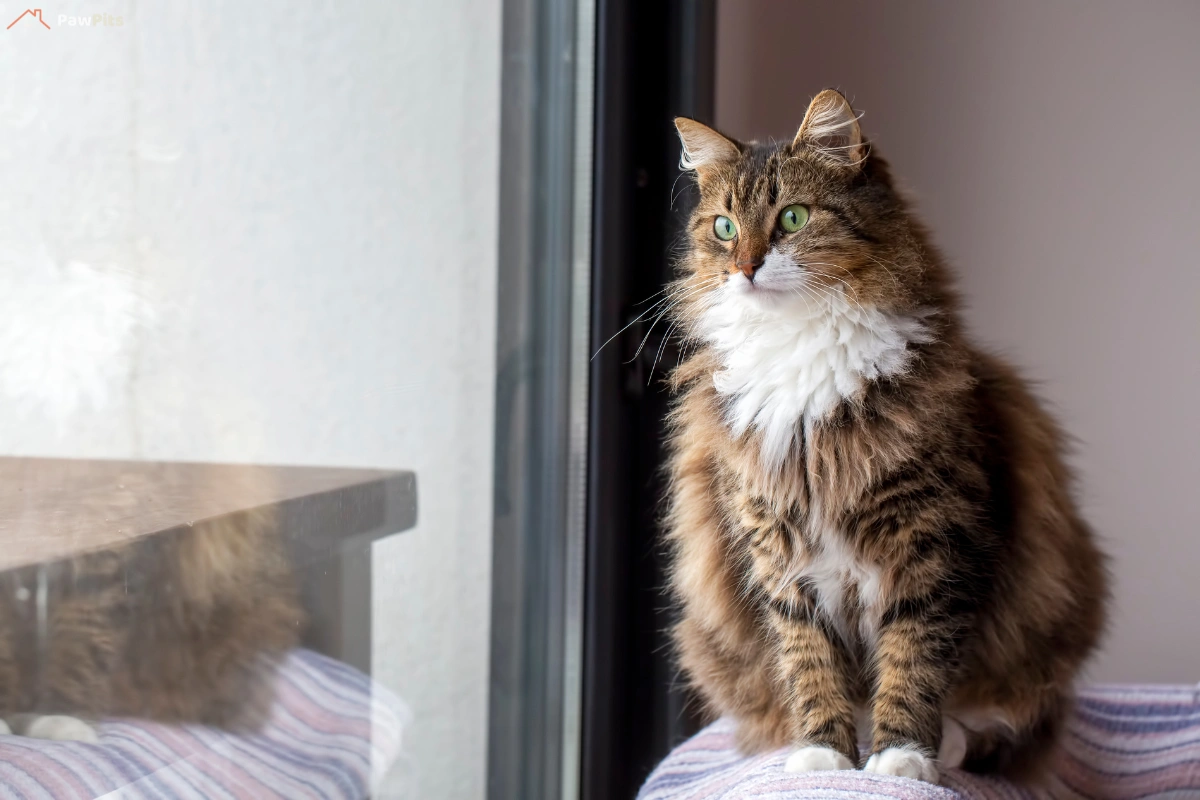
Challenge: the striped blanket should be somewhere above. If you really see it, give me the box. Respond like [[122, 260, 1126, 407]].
[[640, 685, 1200, 799], [0, 650, 407, 800]]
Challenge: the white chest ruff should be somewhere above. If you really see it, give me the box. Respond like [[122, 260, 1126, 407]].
[[700, 289, 929, 470]]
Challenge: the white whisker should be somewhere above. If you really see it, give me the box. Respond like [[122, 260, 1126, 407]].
[[591, 294, 674, 361], [590, 277, 719, 361], [648, 320, 680, 385], [861, 253, 904, 292], [630, 280, 720, 363], [800, 263, 870, 316]]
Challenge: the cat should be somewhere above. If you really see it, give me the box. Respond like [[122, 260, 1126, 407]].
[[0, 497, 303, 741], [664, 89, 1108, 784]]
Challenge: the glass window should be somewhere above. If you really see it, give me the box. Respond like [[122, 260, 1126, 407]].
[[0, 1, 592, 798]]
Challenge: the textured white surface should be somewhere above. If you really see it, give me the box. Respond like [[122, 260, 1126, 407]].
[[0, 3, 500, 797]]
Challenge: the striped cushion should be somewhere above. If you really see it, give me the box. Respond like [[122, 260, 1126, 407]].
[[0, 650, 407, 800], [639, 685, 1200, 799]]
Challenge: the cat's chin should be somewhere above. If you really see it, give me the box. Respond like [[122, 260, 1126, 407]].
[[726, 279, 786, 304], [723, 281, 822, 315]]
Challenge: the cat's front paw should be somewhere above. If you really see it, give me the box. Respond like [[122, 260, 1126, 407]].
[[784, 745, 855, 773], [864, 746, 938, 783], [24, 715, 99, 743]]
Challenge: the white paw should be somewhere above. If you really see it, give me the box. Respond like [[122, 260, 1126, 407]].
[[864, 746, 938, 783], [784, 745, 855, 773], [938, 716, 967, 769], [24, 715, 99, 743], [0, 719, 10, 736]]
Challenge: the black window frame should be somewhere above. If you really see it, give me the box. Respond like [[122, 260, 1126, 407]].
[[488, 1, 716, 797]]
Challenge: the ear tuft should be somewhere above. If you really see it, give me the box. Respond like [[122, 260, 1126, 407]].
[[793, 90, 865, 167], [675, 118, 740, 174]]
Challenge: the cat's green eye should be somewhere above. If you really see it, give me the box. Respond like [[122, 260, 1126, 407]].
[[713, 215, 737, 241], [779, 204, 810, 233]]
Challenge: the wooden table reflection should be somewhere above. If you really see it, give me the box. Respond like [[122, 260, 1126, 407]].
[[0, 458, 416, 727]]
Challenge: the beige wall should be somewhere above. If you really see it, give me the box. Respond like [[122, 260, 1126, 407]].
[[717, 0, 1200, 682]]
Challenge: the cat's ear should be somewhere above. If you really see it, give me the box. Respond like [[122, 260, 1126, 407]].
[[675, 118, 740, 177], [793, 89, 865, 167]]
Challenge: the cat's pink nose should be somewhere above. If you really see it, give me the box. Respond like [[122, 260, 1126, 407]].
[[737, 260, 762, 280]]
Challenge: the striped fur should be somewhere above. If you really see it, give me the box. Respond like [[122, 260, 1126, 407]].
[[665, 90, 1108, 783]]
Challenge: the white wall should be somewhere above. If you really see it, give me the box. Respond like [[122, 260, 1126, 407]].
[[0, 2, 500, 796], [717, 0, 1200, 683]]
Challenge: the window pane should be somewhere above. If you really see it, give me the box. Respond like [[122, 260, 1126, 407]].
[[0, 1, 581, 797]]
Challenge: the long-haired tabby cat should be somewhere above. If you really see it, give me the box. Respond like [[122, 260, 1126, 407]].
[[665, 89, 1107, 783]]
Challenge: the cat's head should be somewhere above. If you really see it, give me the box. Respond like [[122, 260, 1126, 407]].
[[674, 90, 933, 323]]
